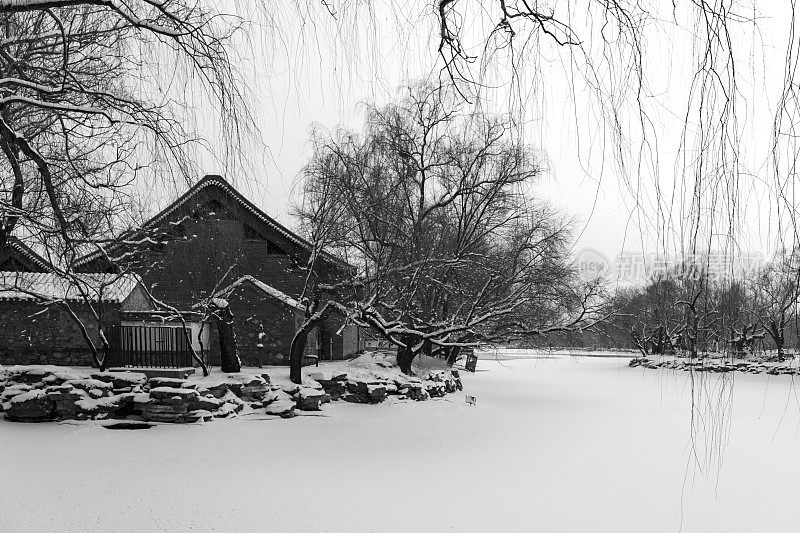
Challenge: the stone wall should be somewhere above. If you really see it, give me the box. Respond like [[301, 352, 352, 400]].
[[202, 281, 300, 367], [0, 300, 119, 366]]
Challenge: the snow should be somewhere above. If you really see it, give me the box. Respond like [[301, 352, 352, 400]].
[[75, 394, 130, 411], [213, 275, 303, 310], [8, 389, 46, 404], [210, 297, 229, 308], [333, 352, 445, 383], [0, 272, 140, 303], [2, 356, 800, 531]]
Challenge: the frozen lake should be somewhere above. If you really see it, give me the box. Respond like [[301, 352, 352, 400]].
[[1, 356, 799, 531]]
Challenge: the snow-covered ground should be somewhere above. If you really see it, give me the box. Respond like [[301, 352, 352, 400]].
[[478, 347, 638, 359], [2, 356, 800, 532]]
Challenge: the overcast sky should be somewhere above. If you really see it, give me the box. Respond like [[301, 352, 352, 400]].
[[142, 2, 798, 284]]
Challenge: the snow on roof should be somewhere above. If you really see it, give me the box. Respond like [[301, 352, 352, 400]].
[[215, 275, 304, 310], [75, 175, 323, 267], [0, 272, 140, 303], [1, 237, 54, 272]]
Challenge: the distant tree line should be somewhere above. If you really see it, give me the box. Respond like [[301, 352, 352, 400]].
[[526, 251, 800, 361]]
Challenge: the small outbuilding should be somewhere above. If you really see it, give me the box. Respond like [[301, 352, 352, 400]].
[[0, 271, 144, 366]]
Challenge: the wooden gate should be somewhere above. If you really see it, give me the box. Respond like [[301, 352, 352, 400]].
[[109, 325, 193, 368]]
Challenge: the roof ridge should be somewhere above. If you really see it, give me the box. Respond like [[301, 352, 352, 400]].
[[0, 271, 140, 302], [2, 237, 54, 272], [147, 174, 311, 247], [76, 174, 328, 267]]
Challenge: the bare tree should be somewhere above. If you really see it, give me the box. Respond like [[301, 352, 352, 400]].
[[749, 251, 800, 361], [295, 82, 606, 377], [0, 1, 249, 267]]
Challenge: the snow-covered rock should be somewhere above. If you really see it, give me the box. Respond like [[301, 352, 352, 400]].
[[148, 377, 195, 390], [296, 387, 329, 411], [5, 389, 55, 422], [149, 387, 200, 402], [265, 399, 296, 418], [91, 371, 147, 389]]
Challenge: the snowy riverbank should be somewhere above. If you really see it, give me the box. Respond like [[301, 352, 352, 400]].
[[2, 357, 799, 531]]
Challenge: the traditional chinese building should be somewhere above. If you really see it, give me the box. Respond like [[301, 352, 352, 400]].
[[75, 174, 361, 367]]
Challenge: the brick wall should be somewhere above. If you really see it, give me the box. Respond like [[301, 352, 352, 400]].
[[79, 195, 353, 366], [203, 281, 301, 367], [137, 219, 245, 308], [0, 300, 120, 366]]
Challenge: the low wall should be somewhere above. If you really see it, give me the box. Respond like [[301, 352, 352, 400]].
[[0, 300, 117, 367]]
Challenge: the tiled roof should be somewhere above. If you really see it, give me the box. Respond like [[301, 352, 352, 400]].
[[75, 175, 340, 268], [2, 237, 54, 272], [0, 272, 140, 303]]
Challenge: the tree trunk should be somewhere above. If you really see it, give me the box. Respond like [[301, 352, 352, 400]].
[[290, 304, 330, 384], [215, 306, 240, 373], [180, 324, 209, 376], [396, 331, 418, 374], [422, 337, 432, 357], [61, 302, 105, 370], [397, 344, 415, 374], [770, 321, 784, 362], [289, 327, 310, 384], [445, 346, 462, 367]]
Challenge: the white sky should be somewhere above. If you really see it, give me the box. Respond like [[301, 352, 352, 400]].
[[156, 2, 799, 282]]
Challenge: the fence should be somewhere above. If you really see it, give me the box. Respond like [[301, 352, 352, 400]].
[[108, 325, 194, 368]]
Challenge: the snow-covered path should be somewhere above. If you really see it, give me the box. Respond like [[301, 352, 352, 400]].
[[2, 357, 800, 532]]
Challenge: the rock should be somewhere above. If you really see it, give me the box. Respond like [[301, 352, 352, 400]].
[[315, 379, 347, 400], [188, 396, 224, 412], [141, 411, 184, 423], [265, 399, 296, 418], [149, 387, 200, 402], [281, 382, 301, 396], [262, 390, 293, 406], [75, 394, 133, 418], [399, 384, 428, 401], [5, 390, 56, 422], [3, 366, 61, 385], [54, 398, 83, 418], [64, 379, 113, 396], [91, 371, 147, 389], [148, 377, 194, 390], [45, 385, 85, 403], [296, 387, 329, 411], [341, 392, 364, 403], [220, 381, 243, 397], [345, 381, 370, 403], [212, 403, 240, 419], [219, 390, 246, 413], [424, 380, 445, 398], [216, 374, 270, 400], [366, 385, 387, 403], [199, 384, 230, 399], [141, 401, 188, 422], [240, 381, 270, 401], [49, 371, 91, 384], [1, 384, 33, 406], [143, 403, 188, 414], [184, 409, 214, 423]]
